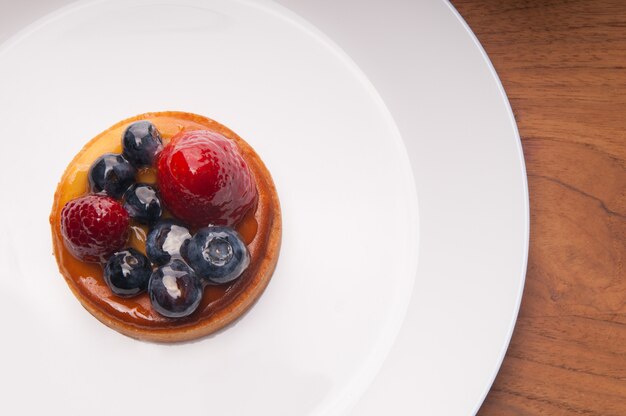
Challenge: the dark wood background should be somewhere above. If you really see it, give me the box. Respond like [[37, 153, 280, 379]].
[[449, 0, 626, 414]]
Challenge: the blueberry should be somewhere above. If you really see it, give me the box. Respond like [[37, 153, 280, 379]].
[[146, 219, 191, 266], [103, 248, 152, 297], [181, 226, 250, 284], [122, 121, 163, 168], [123, 183, 162, 225], [88, 153, 136, 198], [148, 259, 203, 318]]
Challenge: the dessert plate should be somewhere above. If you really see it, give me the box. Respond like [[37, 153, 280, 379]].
[[0, 1, 417, 415], [0, 0, 528, 415]]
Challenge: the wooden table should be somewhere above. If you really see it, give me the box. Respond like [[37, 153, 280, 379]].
[[449, 1, 626, 414]]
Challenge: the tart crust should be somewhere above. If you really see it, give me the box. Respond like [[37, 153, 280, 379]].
[[50, 111, 281, 342]]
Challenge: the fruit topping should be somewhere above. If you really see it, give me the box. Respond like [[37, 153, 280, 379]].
[[157, 130, 257, 227], [148, 259, 202, 318], [103, 248, 151, 297], [182, 226, 250, 284], [60, 195, 130, 262], [57, 116, 265, 324], [88, 153, 136, 198], [146, 219, 191, 266], [122, 121, 163, 168], [123, 183, 162, 225]]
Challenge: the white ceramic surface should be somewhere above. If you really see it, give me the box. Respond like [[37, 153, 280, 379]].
[[0, 0, 418, 415], [0, 1, 528, 415]]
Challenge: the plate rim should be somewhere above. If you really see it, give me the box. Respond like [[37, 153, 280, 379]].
[[444, 1, 529, 412]]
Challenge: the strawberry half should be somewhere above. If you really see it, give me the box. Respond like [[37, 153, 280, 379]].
[[61, 194, 130, 262], [157, 130, 257, 227]]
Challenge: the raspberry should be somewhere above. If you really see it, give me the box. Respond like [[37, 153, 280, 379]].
[[157, 130, 257, 227], [61, 194, 130, 262]]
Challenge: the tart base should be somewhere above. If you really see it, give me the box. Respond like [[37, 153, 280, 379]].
[[50, 111, 281, 342]]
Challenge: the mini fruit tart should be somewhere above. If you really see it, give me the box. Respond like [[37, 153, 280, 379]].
[[50, 111, 281, 342]]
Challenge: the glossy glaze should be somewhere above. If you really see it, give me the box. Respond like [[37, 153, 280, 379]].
[[157, 130, 258, 227], [51, 113, 266, 329]]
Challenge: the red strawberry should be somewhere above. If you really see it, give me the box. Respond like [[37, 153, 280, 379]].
[[157, 130, 257, 227], [61, 194, 130, 262]]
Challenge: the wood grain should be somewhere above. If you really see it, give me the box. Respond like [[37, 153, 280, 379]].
[[449, 0, 626, 414]]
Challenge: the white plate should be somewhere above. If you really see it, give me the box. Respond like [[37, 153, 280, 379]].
[[0, 1, 528, 415], [301, 3, 528, 415]]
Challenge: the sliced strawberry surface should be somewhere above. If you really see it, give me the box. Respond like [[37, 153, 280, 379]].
[[157, 130, 257, 227]]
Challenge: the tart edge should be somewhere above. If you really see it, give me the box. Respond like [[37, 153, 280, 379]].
[[50, 111, 282, 342]]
